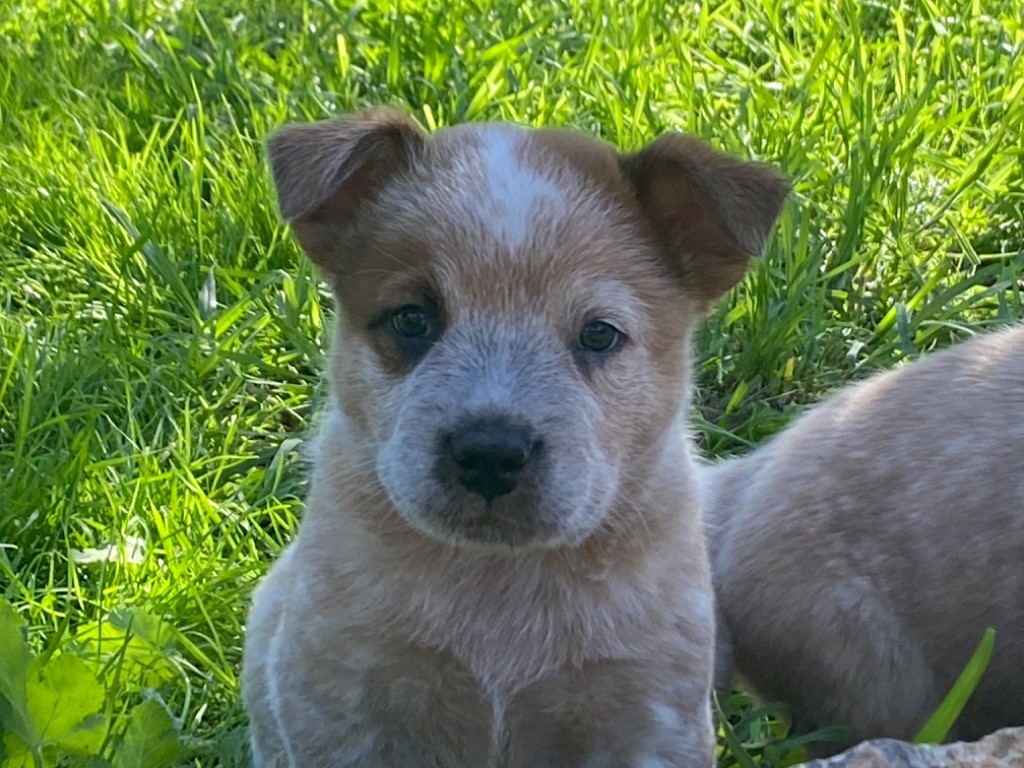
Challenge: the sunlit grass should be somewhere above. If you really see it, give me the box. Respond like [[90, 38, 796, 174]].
[[1, 0, 1022, 764]]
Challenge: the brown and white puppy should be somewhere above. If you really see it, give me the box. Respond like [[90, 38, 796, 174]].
[[704, 325, 1024, 752], [241, 108, 788, 768]]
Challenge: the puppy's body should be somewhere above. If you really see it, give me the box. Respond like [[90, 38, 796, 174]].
[[243, 112, 788, 767], [249, 412, 715, 767], [705, 326, 1024, 749]]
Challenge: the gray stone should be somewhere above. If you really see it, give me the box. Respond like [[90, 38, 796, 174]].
[[794, 727, 1024, 768]]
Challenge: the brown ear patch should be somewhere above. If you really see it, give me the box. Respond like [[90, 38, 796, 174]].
[[267, 108, 426, 272], [620, 134, 790, 304]]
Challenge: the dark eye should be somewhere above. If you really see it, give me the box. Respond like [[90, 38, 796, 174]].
[[579, 321, 621, 353], [390, 305, 433, 338]]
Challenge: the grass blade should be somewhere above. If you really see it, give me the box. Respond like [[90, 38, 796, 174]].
[[914, 628, 996, 744]]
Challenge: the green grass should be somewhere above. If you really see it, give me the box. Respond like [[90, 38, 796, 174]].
[[913, 628, 997, 746], [1, 0, 1022, 764]]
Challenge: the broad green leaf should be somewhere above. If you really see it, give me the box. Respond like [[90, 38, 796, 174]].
[[0, 601, 36, 748], [3, 652, 107, 765], [106, 608, 175, 651], [27, 654, 107, 752], [914, 628, 996, 744], [74, 616, 176, 689], [1, 733, 34, 768], [112, 700, 183, 768]]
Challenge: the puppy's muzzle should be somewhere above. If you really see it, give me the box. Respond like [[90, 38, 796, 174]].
[[441, 417, 539, 502]]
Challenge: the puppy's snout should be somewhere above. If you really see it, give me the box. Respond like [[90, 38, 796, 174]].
[[443, 418, 538, 502]]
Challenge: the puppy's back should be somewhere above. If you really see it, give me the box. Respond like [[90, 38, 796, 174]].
[[706, 325, 1024, 746]]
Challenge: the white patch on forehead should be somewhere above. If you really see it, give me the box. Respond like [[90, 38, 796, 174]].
[[469, 126, 567, 249]]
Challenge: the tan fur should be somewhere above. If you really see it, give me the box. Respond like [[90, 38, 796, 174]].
[[704, 326, 1024, 753], [243, 108, 787, 768]]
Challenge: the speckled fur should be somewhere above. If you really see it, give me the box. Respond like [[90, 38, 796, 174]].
[[243, 109, 788, 768], [704, 326, 1024, 753]]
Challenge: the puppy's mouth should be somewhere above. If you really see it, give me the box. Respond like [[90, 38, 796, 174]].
[[430, 504, 559, 550], [390, 477, 598, 552]]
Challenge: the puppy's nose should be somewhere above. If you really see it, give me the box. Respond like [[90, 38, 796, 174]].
[[444, 419, 537, 501]]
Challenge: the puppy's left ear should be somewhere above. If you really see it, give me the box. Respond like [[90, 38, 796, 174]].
[[620, 134, 789, 306]]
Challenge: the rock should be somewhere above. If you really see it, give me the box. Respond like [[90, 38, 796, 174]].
[[793, 727, 1024, 768]]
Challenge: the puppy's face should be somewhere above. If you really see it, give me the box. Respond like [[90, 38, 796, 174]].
[[269, 111, 788, 551]]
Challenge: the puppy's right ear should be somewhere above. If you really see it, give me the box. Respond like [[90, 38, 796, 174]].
[[267, 109, 426, 272]]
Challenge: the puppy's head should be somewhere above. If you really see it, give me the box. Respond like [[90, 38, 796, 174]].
[[269, 109, 788, 551]]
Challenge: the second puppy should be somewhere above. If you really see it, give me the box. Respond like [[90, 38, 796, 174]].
[[705, 325, 1024, 752]]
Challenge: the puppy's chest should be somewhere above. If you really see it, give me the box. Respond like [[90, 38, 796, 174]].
[[394, 566, 655, 696]]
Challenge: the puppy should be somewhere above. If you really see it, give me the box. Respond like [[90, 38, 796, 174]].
[[241, 108, 788, 768], [704, 325, 1024, 751]]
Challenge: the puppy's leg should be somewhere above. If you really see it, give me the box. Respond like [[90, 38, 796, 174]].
[[271, 632, 494, 768], [712, 600, 734, 696], [243, 551, 294, 768], [505, 659, 714, 768], [809, 636, 940, 748], [734, 585, 942, 750]]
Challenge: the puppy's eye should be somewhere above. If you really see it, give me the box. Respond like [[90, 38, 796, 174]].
[[390, 305, 433, 338], [579, 321, 621, 353]]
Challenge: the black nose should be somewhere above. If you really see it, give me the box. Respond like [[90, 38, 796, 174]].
[[443, 418, 537, 501]]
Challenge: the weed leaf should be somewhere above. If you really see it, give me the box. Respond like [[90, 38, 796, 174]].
[[112, 700, 183, 768], [0, 601, 36, 749], [3, 653, 107, 766]]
